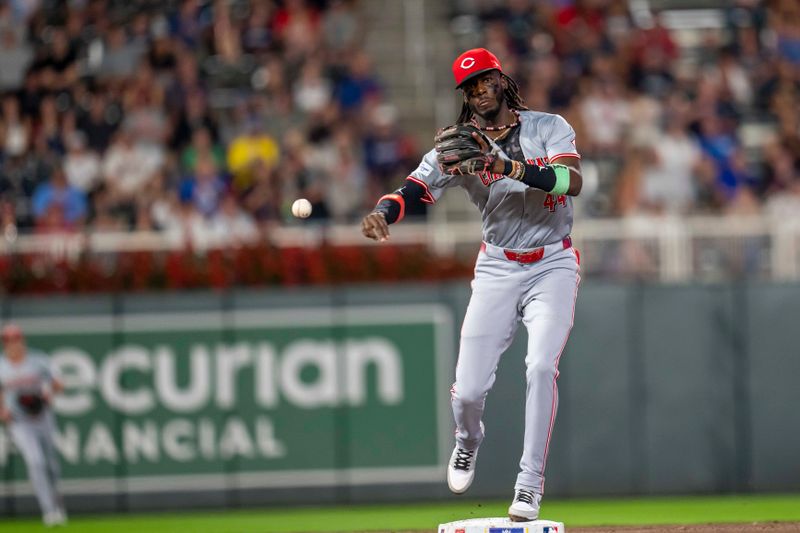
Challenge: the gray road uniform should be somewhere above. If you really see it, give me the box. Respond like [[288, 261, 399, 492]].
[[0, 351, 63, 517], [376, 110, 581, 495]]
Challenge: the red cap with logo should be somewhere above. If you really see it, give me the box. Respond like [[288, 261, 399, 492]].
[[452, 48, 503, 89], [1, 323, 23, 342]]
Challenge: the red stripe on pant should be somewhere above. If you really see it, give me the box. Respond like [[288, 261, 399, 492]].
[[538, 249, 581, 493]]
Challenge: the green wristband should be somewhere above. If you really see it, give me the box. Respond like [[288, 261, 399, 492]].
[[550, 164, 570, 196]]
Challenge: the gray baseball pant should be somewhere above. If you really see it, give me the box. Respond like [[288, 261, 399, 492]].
[[451, 242, 580, 494], [9, 412, 62, 516]]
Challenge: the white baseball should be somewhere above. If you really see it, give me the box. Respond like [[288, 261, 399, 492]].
[[291, 198, 312, 218]]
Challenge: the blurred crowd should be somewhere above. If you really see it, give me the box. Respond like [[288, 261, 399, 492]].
[[1, 0, 799, 251], [0, 0, 419, 247], [455, 0, 800, 220]]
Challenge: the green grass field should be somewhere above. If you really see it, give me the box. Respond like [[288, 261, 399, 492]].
[[1, 493, 799, 533]]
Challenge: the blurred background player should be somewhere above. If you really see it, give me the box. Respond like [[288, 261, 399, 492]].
[[362, 48, 582, 522], [0, 323, 66, 526]]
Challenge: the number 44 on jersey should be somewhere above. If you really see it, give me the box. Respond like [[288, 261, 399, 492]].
[[543, 194, 567, 212]]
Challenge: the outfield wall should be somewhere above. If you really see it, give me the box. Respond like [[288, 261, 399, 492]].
[[1, 282, 799, 514]]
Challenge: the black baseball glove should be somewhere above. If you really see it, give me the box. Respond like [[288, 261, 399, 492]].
[[434, 123, 497, 176], [18, 393, 46, 416]]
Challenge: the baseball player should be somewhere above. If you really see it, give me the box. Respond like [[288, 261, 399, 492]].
[[361, 48, 582, 521], [0, 323, 67, 526]]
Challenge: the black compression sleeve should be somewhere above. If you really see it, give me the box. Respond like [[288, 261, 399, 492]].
[[373, 179, 428, 224], [374, 198, 401, 223], [520, 163, 557, 191]]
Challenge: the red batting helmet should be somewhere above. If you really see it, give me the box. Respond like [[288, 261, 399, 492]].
[[452, 48, 503, 89]]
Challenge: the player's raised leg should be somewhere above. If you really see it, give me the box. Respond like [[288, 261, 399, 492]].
[[449, 256, 522, 493]]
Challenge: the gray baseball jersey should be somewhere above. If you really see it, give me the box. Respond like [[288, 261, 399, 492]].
[[0, 351, 57, 421], [409, 111, 578, 249], [414, 110, 581, 497]]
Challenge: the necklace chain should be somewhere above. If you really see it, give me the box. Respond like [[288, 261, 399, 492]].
[[472, 109, 520, 131]]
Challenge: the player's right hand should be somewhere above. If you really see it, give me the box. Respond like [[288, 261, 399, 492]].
[[0, 407, 11, 423], [361, 212, 390, 242]]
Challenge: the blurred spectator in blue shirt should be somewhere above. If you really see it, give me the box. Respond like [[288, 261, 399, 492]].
[[179, 155, 227, 217], [335, 51, 381, 112], [32, 167, 87, 229], [169, 0, 212, 49], [774, 0, 800, 64]]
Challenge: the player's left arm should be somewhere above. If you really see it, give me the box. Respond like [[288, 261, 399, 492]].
[[548, 156, 582, 196], [37, 354, 64, 401], [540, 114, 582, 196], [0, 384, 9, 423], [487, 154, 582, 196], [41, 379, 64, 408], [486, 114, 582, 196]]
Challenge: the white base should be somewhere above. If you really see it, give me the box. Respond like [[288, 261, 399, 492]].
[[438, 517, 565, 533]]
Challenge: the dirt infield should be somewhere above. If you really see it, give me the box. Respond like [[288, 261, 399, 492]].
[[570, 523, 800, 532]]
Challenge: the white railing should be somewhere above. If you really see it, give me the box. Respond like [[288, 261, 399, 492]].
[[2, 214, 799, 282]]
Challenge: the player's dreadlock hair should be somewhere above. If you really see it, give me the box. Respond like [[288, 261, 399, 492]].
[[457, 73, 529, 124]]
